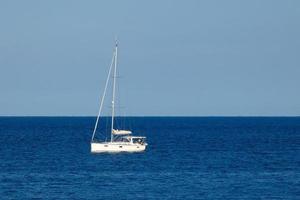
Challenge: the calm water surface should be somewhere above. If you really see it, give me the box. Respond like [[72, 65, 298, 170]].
[[0, 117, 299, 199]]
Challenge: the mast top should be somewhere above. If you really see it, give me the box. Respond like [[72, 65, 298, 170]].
[[115, 36, 118, 47]]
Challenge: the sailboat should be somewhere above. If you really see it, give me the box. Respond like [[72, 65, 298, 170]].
[[90, 40, 147, 153]]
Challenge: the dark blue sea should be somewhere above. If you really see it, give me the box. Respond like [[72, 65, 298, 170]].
[[0, 117, 299, 199]]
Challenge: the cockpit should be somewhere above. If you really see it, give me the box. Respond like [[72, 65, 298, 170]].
[[132, 137, 146, 145], [119, 136, 147, 145]]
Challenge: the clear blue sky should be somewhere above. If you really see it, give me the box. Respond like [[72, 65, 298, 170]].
[[0, 0, 299, 116]]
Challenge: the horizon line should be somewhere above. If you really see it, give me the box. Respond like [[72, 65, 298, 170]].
[[0, 115, 300, 118]]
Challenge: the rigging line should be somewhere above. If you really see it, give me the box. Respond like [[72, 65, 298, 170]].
[[91, 50, 116, 142]]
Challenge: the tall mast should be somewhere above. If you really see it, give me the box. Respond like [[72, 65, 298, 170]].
[[111, 40, 118, 142]]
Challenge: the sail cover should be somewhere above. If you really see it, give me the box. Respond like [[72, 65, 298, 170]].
[[112, 129, 132, 135]]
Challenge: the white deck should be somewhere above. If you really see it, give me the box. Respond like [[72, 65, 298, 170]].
[[91, 142, 147, 153]]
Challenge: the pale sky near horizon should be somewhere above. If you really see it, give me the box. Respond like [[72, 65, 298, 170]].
[[0, 0, 299, 116]]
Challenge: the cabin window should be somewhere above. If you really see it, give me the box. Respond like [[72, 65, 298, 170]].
[[119, 146, 123, 148], [104, 145, 108, 147]]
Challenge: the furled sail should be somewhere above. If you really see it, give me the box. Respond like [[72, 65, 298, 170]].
[[112, 129, 132, 135]]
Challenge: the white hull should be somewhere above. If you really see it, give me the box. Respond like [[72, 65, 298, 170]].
[[91, 142, 146, 153]]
